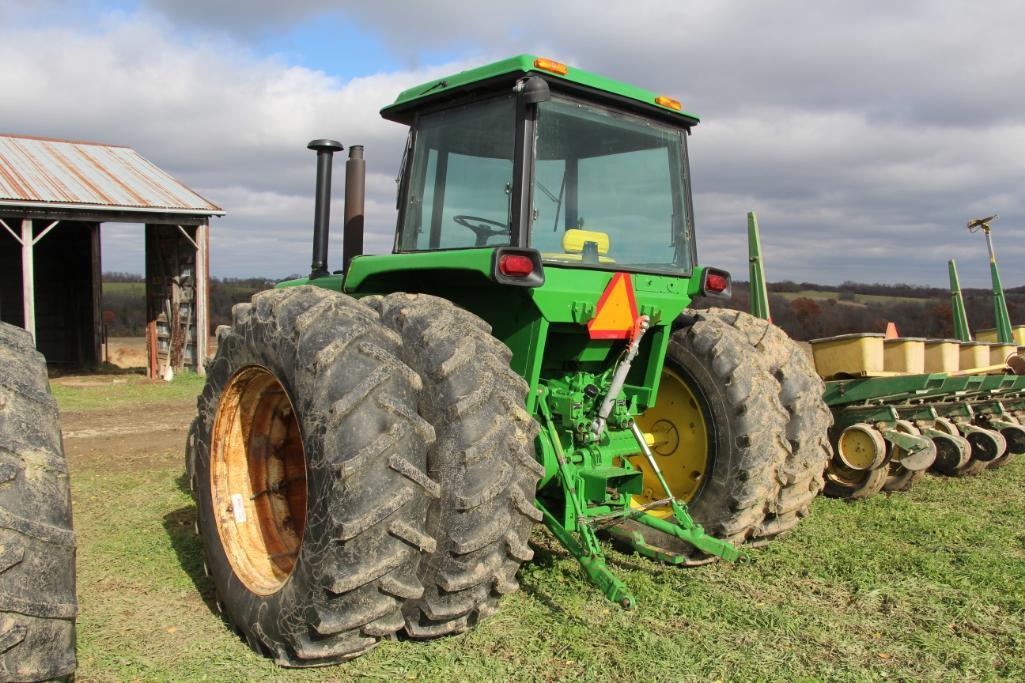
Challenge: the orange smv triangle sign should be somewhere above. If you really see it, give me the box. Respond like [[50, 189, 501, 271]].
[[587, 273, 639, 339]]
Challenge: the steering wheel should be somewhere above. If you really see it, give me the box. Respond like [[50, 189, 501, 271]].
[[454, 215, 510, 247]]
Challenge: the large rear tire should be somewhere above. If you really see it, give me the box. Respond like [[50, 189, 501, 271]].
[[192, 286, 439, 666], [0, 322, 77, 681], [701, 308, 832, 541], [368, 294, 543, 638], [630, 310, 792, 550]]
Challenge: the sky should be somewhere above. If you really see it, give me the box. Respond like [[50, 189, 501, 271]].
[[1, 0, 1022, 288]]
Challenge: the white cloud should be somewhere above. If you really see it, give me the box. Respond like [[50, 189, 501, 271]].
[[0, 11, 467, 277], [2, 2, 1024, 287]]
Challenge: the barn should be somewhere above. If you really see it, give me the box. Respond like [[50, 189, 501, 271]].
[[0, 134, 223, 376]]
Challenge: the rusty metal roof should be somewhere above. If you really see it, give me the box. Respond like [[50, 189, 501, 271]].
[[0, 134, 223, 216]]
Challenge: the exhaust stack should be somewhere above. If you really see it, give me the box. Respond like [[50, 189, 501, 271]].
[[307, 139, 344, 279], [343, 145, 365, 274]]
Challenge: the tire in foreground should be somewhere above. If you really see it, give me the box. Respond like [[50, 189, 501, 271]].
[[0, 322, 77, 681]]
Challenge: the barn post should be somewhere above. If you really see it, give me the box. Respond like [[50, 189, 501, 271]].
[[20, 218, 34, 342], [195, 221, 209, 375], [145, 223, 156, 379], [90, 223, 103, 365]]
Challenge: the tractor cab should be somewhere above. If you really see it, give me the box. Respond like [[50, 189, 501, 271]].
[[383, 55, 698, 278], [333, 57, 730, 416]]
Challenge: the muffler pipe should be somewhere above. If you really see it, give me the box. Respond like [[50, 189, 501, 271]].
[[307, 139, 344, 279], [343, 144, 365, 275]]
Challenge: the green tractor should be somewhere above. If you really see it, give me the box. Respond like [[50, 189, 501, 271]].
[[187, 55, 832, 666]]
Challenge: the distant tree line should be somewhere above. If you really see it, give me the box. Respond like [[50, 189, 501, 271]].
[[101, 274, 276, 336], [102, 272, 1023, 342], [694, 281, 1024, 341]]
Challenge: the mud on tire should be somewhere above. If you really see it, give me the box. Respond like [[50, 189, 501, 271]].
[[0, 322, 77, 681], [367, 293, 543, 638], [192, 286, 439, 666], [701, 308, 833, 542]]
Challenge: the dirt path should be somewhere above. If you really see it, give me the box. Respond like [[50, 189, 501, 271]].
[[61, 402, 196, 472]]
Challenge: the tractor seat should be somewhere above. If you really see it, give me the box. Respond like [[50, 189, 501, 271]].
[[542, 228, 615, 264]]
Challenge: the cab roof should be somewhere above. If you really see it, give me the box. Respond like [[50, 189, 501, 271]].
[[380, 54, 700, 126]]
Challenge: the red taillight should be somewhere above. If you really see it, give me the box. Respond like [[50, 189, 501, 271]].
[[498, 254, 534, 277], [705, 272, 729, 293]]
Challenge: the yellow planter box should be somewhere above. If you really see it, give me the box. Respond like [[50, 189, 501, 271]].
[[990, 343, 1017, 366], [809, 333, 884, 378], [883, 337, 926, 374], [975, 329, 996, 342], [923, 339, 960, 373], [976, 325, 1025, 346], [958, 342, 990, 371]]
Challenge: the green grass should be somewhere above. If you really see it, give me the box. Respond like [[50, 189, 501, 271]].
[[71, 460, 1025, 679], [101, 281, 145, 296], [51, 372, 206, 412], [64, 378, 1025, 681]]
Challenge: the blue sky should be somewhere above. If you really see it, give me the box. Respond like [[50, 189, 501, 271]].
[[1, 1, 1023, 288]]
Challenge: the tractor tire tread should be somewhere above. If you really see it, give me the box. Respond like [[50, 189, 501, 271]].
[[0, 321, 77, 682], [371, 293, 541, 639], [701, 308, 832, 542], [194, 286, 436, 667], [662, 310, 793, 547]]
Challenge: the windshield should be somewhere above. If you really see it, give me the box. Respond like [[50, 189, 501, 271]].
[[397, 96, 516, 251], [531, 97, 693, 273]]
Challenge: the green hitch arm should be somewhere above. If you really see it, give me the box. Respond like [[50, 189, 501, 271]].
[[538, 504, 635, 609], [538, 393, 587, 531], [747, 211, 771, 321], [637, 513, 743, 562], [537, 390, 635, 608]]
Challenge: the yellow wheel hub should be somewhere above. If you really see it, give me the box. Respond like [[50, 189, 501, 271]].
[[630, 366, 709, 516], [210, 366, 307, 596], [836, 424, 885, 471]]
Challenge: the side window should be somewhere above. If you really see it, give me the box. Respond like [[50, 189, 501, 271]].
[[399, 97, 516, 251]]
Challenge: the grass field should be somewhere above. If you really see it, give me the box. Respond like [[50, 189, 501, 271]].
[[57, 378, 1025, 681], [774, 290, 929, 306], [51, 372, 206, 412]]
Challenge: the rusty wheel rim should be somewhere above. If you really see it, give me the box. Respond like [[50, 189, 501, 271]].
[[210, 366, 307, 596]]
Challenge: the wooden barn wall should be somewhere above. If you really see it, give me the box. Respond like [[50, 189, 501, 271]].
[[145, 223, 206, 377]]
